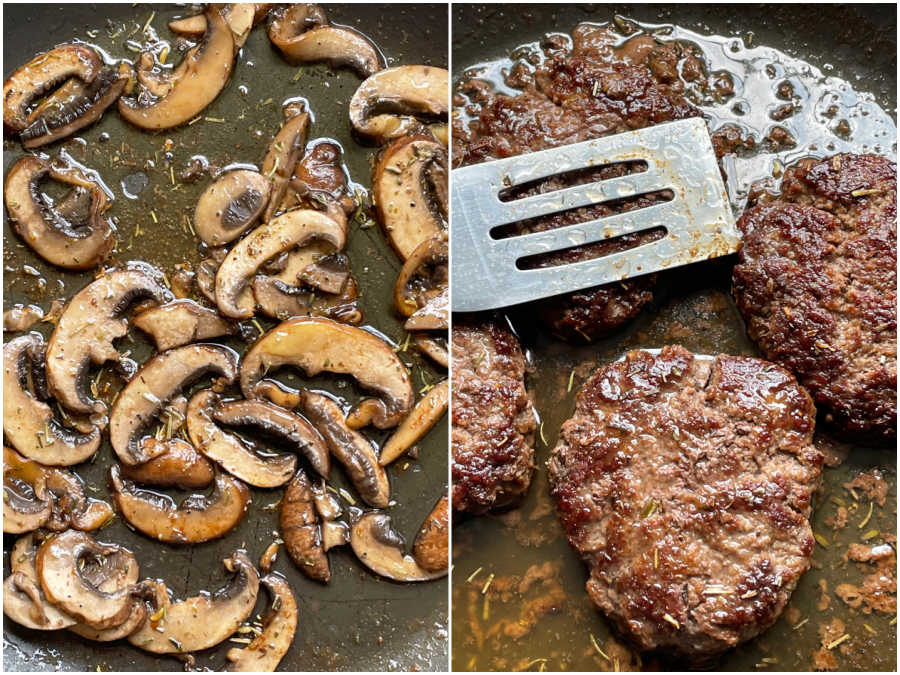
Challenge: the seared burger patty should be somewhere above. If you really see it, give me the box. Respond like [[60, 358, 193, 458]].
[[732, 153, 897, 440], [452, 318, 536, 514], [548, 346, 823, 660]]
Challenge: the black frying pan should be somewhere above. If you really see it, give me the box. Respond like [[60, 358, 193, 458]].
[[3, 3, 448, 671], [451, 3, 896, 672]]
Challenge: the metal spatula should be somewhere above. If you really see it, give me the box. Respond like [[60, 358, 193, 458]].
[[450, 117, 739, 312]]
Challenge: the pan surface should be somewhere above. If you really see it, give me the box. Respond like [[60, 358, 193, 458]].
[[451, 3, 896, 672], [3, 3, 448, 671]]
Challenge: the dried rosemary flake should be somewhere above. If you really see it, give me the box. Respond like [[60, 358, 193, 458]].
[[482, 594, 490, 621], [792, 617, 809, 630], [567, 369, 575, 392], [466, 567, 483, 582], [862, 529, 880, 541], [863, 623, 876, 635], [850, 188, 882, 197], [338, 488, 356, 505], [825, 634, 849, 650], [858, 501, 874, 529], [481, 572, 495, 595], [662, 613, 680, 629], [229, 637, 253, 644], [702, 585, 730, 595], [813, 532, 830, 548], [641, 500, 659, 519], [590, 633, 610, 661], [205, 117, 225, 123]]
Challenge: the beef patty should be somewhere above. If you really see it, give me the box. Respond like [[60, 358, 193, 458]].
[[452, 318, 536, 514], [732, 153, 897, 441], [548, 346, 823, 660], [454, 25, 729, 342]]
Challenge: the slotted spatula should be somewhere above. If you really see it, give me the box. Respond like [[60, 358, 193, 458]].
[[450, 117, 739, 312]]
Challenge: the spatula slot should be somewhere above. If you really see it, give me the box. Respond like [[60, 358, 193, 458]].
[[497, 160, 648, 202], [515, 225, 666, 270]]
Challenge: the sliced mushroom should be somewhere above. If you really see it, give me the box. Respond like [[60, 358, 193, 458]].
[[268, 3, 381, 78], [20, 63, 133, 148], [3, 304, 44, 332], [349, 66, 449, 145], [119, 437, 215, 490], [3, 447, 51, 533], [405, 289, 448, 331], [299, 390, 389, 508], [133, 299, 237, 351], [36, 530, 139, 630], [322, 520, 349, 551], [350, 512, 446, 582], [68, 580, 163, 642], [5, 155, 115, 269], [373, 135, 447, 260], [299, 252, 352, 294], [196, 247, 229, 304], [215, 208, 346, 318], [394, 233, 448, 316], [214, 398, 330, 477], [262, 111, 309, 222], [194, 170, 272, 246], [3, 332, 101, 465], [128, 550, 259, 653], [3, 44, 102, 131], [46, 267, 172, 416], [3, 533, 77, 630], [412, 495, 448, 573], [186, 390, 298, 488], [109, 343, 238, 465], [380, 379, 448, 466], [280, 470, 329, 582], [43, 466, 115, 532], [225, 572, 298, 672], [413, 334, 448, 369], [241, 316, 413, 429], [118, 5, 235, 130], [290, 141, 351, 205], [169, 3, 257, 49], [109, 464, 251, 544]]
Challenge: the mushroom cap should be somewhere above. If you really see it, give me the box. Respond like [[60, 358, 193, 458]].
[[127, 550, 260, 653], [349, 65, 449, 145], [133, 299, 237, 351], [413, 495, 449, 572], [4, 155, 116, 270], [110, 465, 251, 544], [280, 470, 330, 582], [194, 170, 272, 246], [241, 316, 414, 429], [35, 530, 140, 630], [186, 389, 298, 488], [118, 437, 215, 491], [3, 533, 78, 630], [45, 266, 172, 416], [373, 135, 447, 260], [3, 332, 101, 465], [3, 447, 52, 533], [394, 233, 448, 317], [118, 5, 235, 130], [225, 572, 298, 671], [379, 378, 448, 466], [108, 343, 238, 465], [350, 512, 447, 582]]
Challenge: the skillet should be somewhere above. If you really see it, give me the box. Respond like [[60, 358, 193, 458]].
[[451, 3, 896, 671], [3, 3, 448, 671]]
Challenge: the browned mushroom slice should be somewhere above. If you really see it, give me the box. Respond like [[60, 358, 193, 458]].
[[186, 390, 296, 488], [262, 111, 309, 222], [194, 170, 272, 246], [133, 299, 237, 351], [413, 334, 448, 369], [405, 289, 448, 331], [3, 447, 51, 533], [242, 317, 412, 429], [4, 155, 115, 270], [169, 3, 257, 49], [119, 437, 215, 490], [349, 66, 449, 145], [394, 233, 448, 316], [68, 580, 162, 642], [413, 495, 449, 572], [43, 466, 114, 532], [118, 5, 234, 130], [268, 3, 381, 78], [214, 399, 330, 477], [350, 511, 447, 582], [109, 344, 238, 465], [290, 141, 351, 204], [128, 550, 259, 653], [20, 63, 133, 148], [196, 247, 228, 304], [299, 390, 390, 508], [3, 304, 44, 332], [3, 533, 78, 630], [281, 470, 330, 582], [3, 44, 102, 131], [373, 135, 447, 260], [380, 379, 448, 466], [225, 572, 297, 672], [299, 252, 352, 294], [215, 208, 346, 319], [46, 267, 172, 416], [3, 333, 101, 465], [36, 530, 139, 630], [109, 464, 251, 544]]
